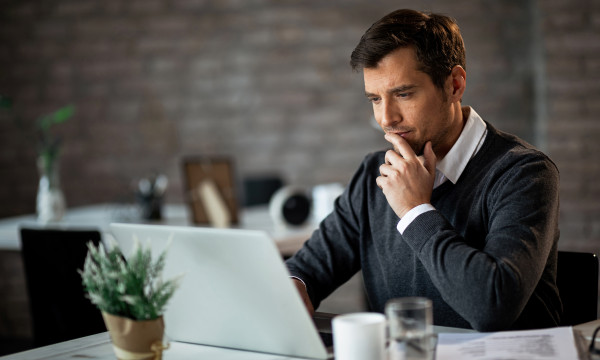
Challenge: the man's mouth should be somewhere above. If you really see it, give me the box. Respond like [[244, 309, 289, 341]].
[[386, 130, 410, 138]]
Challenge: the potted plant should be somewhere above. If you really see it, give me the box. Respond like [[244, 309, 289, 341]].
[[79, 238, 181, 360], [34, 104, 74, 222], [0, 95, 74, 222]]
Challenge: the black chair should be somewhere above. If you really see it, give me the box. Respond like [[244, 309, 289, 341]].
[[20, 228, 106, 347], [556, 251, 599, 326]]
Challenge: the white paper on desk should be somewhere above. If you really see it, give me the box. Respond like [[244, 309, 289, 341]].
[[436, 326, 580, 360]]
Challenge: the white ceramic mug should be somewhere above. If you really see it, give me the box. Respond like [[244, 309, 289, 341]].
[[332, 312, 386, 360]]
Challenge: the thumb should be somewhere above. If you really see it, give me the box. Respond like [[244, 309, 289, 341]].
[[423, 141, 437, 175]]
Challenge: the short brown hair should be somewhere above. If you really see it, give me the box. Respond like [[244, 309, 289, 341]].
[[350, 9, 466, 90]]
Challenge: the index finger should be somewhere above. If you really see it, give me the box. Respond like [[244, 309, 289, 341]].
[[384, 133, 418, 161]]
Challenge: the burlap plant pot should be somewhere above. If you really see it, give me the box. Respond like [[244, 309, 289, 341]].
[[102, 312, 169, 360]]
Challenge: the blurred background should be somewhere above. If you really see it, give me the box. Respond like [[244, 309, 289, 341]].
[[0, 0, 598, 346]]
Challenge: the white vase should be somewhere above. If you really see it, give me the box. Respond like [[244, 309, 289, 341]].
[[36, 156, 66, 223]]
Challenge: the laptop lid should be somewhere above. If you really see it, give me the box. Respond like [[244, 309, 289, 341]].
[[108, 223, 329, 360]]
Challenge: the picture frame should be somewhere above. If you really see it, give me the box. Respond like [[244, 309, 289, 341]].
[[182, 157, 239, 225]]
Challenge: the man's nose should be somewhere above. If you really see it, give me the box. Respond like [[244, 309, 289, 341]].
[[380, 100, 401, 129]]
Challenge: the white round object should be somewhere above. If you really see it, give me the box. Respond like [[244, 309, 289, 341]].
[[269, 186, 312, 228]]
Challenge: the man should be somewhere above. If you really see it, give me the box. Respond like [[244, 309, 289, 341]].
[[286, 9, 561, 331]]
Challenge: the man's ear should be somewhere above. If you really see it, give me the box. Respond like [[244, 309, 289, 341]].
[[448, 65, 466, 102]]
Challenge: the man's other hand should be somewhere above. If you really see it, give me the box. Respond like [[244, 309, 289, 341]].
[[292, 278, 315, 316]]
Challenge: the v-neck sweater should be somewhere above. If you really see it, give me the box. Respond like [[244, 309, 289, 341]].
[[286, 121, 561, 331]]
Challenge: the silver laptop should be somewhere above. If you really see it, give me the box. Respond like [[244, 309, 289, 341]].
[[109, 223, 330, 359]]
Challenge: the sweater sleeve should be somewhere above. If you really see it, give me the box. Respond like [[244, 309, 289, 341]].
[[402, 152, 560, 331], [285, 157, 369, 310]]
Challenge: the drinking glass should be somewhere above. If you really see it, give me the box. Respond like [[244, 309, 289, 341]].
[[385, 297, 434, 360]]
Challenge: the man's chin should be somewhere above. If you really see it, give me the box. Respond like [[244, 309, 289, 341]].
[[413, 143, 426, 156]]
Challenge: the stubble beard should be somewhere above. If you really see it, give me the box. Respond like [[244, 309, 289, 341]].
[[385, 95, 454, 157], [415, 99, 454, 157]]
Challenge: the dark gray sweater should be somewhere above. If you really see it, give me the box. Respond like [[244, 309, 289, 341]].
[[286, 122, 561, 331]]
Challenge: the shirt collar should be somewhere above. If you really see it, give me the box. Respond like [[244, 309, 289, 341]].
[[436, 107, 487, 184]]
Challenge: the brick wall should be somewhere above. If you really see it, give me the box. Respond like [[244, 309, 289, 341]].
[[0, 0, 598, 253], [540, 0, 600, 253]]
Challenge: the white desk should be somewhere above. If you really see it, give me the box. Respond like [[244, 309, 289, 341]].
[[2, 323, 596, 360], [0, 203, 317, 256], [0, 324, 477, 360], [0, 332, 306, 360]]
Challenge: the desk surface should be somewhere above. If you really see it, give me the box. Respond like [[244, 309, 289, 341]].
[[2, 322, 597, 360], [0, 332, 303, 360], [0, 323, 478, 360], [1, 312, 597, 360], [0, 203, 316, 256]]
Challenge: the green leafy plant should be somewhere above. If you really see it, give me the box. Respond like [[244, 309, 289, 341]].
[[36, 104, 74, 176], [0, 94, 74, 175], [79, 238, 181, 321]]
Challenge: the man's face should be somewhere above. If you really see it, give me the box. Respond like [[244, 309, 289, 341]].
[[363, 47, 459, 157]]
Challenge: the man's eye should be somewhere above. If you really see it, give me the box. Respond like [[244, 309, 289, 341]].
[[396, 92, 410, 98], [368, 97, 381, 103]]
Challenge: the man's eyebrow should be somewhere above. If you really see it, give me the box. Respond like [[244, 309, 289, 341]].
[[389, 84, 417, 93], [364, 84, 418, 98]]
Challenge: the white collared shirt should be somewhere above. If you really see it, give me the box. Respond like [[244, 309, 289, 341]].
[[396, 107, 487, 234]]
